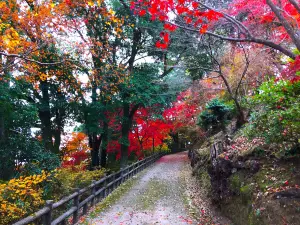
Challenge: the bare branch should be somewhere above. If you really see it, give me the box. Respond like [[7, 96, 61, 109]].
[[168, 21, 296, 59], [235, 45, 250, 98], [165, 65, 220, 73], [0, 52, 69, 65]]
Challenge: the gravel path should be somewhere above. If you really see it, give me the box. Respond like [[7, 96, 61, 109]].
[[83, 152, 231, 225]]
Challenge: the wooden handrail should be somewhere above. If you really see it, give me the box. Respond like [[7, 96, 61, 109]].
[[13, 153, 162, 225]]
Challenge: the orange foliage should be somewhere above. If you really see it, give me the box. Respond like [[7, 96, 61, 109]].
[[206, 47, 276, 97], [62, 132, 91, 166]]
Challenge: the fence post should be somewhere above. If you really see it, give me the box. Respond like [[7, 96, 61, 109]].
[[126, 167, 130, 180], [91, 180, 97, 206], [43, 200, 53, 225], [104, 175, 108, 197], [120, 169, 124, 184], [118, 172, 122, 186], [112, 174, 116, 190], [72, 189, 80, 224], [133, 164, 137, 176], [83, 203, 88, 215]]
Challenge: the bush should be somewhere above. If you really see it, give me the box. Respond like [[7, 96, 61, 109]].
[[47, 165, 106, 200], [244, 79, 300, 156], [0, 135, 60, 180], [0, 172, 49, 225], [197, 98, 233, 133], [0, 165, 106, 224]]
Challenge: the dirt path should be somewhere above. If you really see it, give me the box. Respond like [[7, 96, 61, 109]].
[[81, 152, 230, 225]]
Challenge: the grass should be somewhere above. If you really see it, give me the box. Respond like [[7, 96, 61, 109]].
[[137, 178, 168, 210], [78, 172, 142, 224]]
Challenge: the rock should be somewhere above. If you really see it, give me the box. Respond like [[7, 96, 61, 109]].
[[231, 168, 237, 174], [232, 160, 246, 169], [274, 188, 300, 199], [245, 160, 260, 173]]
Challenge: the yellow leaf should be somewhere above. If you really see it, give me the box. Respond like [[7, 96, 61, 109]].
[[109, 9, 115, 15]]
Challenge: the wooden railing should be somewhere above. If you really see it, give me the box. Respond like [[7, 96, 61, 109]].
[[14, 153, 162, 225]]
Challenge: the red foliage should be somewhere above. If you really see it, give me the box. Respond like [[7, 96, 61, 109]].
[[61, 151, 89, 168], [199, 24, 208, 34], [139, 9, 147, 16], [156, 32, 170, 49], [164, 24, 177, 31], [229, 0, 300, 43], [106, 87, 216, 160], [163, 89, 203, 133], [281, 56, 300, 82], [65, 0, 72, 6], [107, 107, 172, 159], [131, 0, 224, 40]]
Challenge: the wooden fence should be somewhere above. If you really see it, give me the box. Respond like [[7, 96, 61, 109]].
[[13, 153, 162, 225]]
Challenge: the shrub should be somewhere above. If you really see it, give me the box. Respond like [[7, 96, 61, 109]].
[[244, 79, 300, 156], [197, 98, 233, 133], [0, 135, 60, 180], [0, 166, 106, 224], [48, 165, 106, 200], [0, 171, 49, 225]]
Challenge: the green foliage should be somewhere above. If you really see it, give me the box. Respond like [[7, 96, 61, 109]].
[[244, 79, 300, 155], [230, 173, 243, 192], [143, 143, 171, 157], [239, 185, 254, 204], [184, 52, 212, 80], [47, 166, 106, 200], [129, 64, 168, 107], [0, 135, 60, 177], [0, 78, 60, 180], [197, 98, 233, 132]]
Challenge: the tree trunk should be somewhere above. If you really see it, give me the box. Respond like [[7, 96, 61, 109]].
[[53, 129, 61, 155], [120, 100, 141, 168], [89, 134, 101, 168], [120, 101, 130, 169], [233, 97, 246, 128], [88, 85, 102, 168], [39, 81, 53, 153], [100, 120, 108, 168], [53, 108, 64, 154], [218, 73, 246, 128], [53, 91, 66, 155], [170, 132, 180, 153], [0, 109, 4, 142]]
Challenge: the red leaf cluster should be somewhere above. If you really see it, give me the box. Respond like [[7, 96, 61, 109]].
[[155, 32, 170, 49], [131, 0, 224, 49]]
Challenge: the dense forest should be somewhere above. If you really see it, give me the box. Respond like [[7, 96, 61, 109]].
[[0, 0, 299, 224]]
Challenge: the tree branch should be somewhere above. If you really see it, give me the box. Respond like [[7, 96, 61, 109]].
[[235, 45, 250, 98], [266, 0, 300, 50], [169, 21, 296, 59], [0, 52, 70, 66], [288, 0, 300, 14]]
